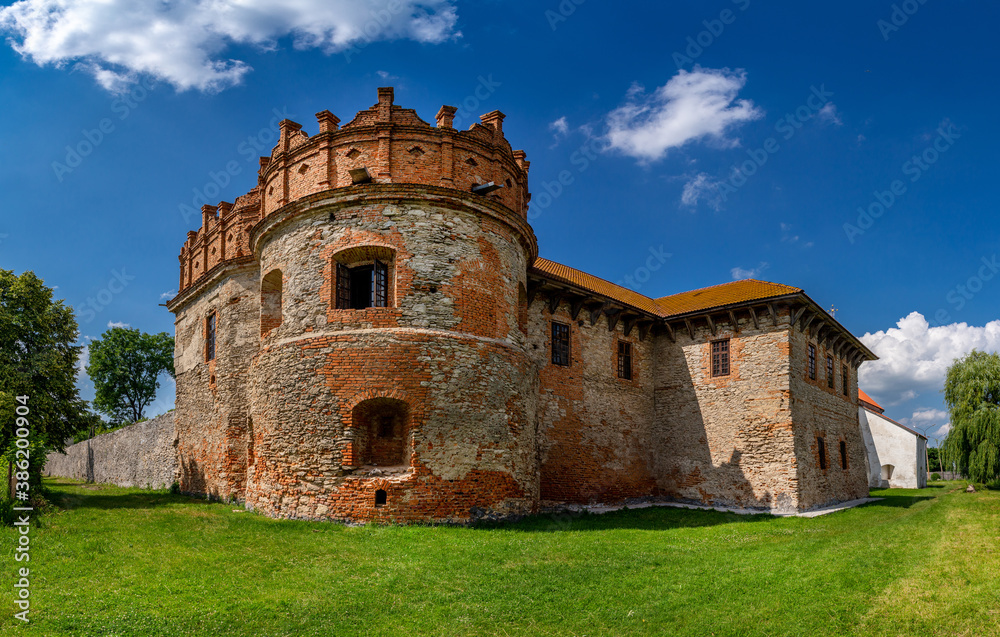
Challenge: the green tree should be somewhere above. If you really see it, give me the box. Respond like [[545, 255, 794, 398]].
[[943, 350, 1000, 483], [0, 270, 97, 488], [86, 327, 174, 425]]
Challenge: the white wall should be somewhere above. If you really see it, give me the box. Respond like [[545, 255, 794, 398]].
[[859, 407, 927, 489], [857, 408, 885, 488]]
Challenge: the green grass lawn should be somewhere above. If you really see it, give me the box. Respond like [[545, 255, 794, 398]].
[[1, 479, 998, 636]]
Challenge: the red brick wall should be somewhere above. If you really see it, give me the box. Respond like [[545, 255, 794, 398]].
[[528, 297, 657, 504]]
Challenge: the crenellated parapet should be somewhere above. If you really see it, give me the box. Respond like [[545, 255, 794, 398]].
[[174, 86, 531, 297], [178, 189, 260, 291]]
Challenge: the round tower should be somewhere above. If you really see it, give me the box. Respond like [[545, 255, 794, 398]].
[[223, 88, 539, 522]]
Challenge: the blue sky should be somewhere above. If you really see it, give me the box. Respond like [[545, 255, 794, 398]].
[[1, 0, 997, 441]]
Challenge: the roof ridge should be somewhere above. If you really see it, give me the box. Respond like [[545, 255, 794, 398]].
[[656, 278, 801, 301], [533, 256, 657, 302]]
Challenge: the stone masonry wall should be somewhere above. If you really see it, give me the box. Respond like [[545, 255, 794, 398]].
[[235, 190, 537, 523], [788, 328, 869, 509], [529, 297, 657, 504], [654, 311, 799, 512], [173, 267, 260, 500], [44, 412, 177, 489]]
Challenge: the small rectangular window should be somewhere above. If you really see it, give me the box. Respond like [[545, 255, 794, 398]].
[[827, 355, 834, 388], [552, 322, 570, 366], [711, 339, 730, 377], [808, 344, 816, 380], [842, 361, 850, 396], [839, 441, 848, 470], [618, 341, 632, 380], [337, 260, 390, 310], [205, 312, 216, 362], [817, 436, 827, 470]]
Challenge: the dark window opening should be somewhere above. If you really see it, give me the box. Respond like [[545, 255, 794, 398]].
[[618, 341, 632, 380], [808, 344, 816, 380], [843, 361, 850, 396], [377, 416, 394, 438], [827, 355, 834, 388], [552, 322, 570, 366], [839, 441, 848, 470], [353, 398, 409, 467], [336, 259, 389, 309], [260, 269, 283, 336], [375, 489, 387, 507], [712, 339, 730, 377], [206, 312, 216, 362], [817, 436, 827, 470]]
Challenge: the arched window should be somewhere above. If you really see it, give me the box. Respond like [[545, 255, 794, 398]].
[[351, 398, 409, 467], [332, 246, 395, 310], [261, 269, 283, 336]]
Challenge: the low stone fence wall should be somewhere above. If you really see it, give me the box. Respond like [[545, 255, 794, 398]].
[[44, 412, 178, 489]]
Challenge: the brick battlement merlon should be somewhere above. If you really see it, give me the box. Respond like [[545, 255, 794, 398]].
[[174, 87, 531, 297], [254, 86, 530, 219]]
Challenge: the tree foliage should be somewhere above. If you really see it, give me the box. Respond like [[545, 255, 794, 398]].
[[86, 327, 174, 425], [943, 350, 1000, 483], [0, 269, 96, 459]]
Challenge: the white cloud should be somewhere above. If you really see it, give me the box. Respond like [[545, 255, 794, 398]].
[[731, 262, 769, 280], [376, 70, 397, 80], [107, 320, 130, 328], [859, 312, 1000, 406], [75, 343, 89, 378], [160, 290, 176, 300], [817, 102, 842, 125], [0, 0, 460, 92], [549, 116, 569, 136], [908, 408, 948, 424], [680, 172, 724, 211], [605, 67, 762, 162]]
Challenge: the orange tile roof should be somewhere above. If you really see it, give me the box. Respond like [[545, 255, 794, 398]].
[[530, 257, 665, 316], [531, 259, 803, 318], [655, 279, 802, 317], [858, 389, 884, 412]]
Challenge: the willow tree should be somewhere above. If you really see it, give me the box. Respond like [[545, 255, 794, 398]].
[[944, 350, 1000, 483]]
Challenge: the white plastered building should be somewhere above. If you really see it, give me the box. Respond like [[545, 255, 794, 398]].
[[857, 389, 928, 489]]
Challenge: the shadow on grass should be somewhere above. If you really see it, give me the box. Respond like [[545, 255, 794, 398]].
[[862, 493, 935, 511], [45, 478, 198, 512], [481, 505, 776, 533]]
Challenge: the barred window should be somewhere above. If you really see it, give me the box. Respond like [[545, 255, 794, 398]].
[[808, 344, 816, 380], [711, 339, 730, 377], [827, 355, 834, 388], [817, 436, 827, 470], [336, 259, 389, 309], [552, 322, 570, 366], [842, 361, 850, 396], [618, 341, 632, 380], [205, 312, 216, 362]]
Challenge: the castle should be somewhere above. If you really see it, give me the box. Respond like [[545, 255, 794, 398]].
[[166, 88, 875, 523]]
